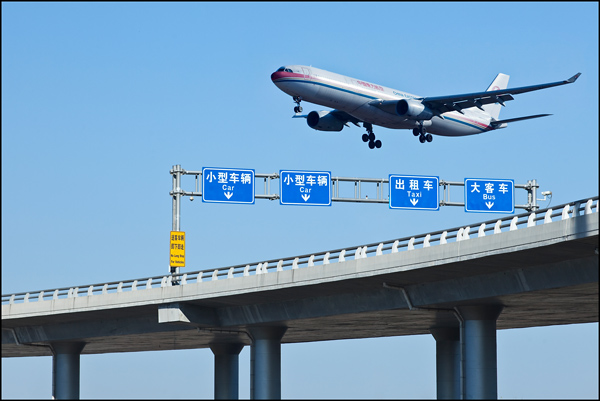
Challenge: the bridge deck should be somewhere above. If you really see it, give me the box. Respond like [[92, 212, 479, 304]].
[[2, 201, 598, 357]]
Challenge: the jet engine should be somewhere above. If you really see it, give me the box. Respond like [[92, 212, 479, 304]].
[[306, 111, 345, 132], [395, 99, 434, 120]]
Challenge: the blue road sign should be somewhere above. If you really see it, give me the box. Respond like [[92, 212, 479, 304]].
[[465, 178, 514, 213], [202, 167, 255, 204], [280, 170, 331, 206], [389, 174, 439, 210]]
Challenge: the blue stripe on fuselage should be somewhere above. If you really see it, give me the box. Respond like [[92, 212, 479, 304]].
[[443, 115, 489, 132], [273, 78, 380, 100]]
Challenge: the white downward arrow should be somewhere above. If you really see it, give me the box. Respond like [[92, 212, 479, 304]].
[[410, 198, 419, 206], [301, 194, 310, 202], [485, 201, 494, 209], [224, 192, 233, 199]]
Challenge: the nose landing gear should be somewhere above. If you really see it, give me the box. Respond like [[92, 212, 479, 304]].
[[361, 123, 382, 149]]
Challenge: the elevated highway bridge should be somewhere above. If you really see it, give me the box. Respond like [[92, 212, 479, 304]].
[[2, 197, 598, 399]]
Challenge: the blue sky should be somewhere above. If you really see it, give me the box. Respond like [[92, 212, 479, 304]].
[[2, 2, 598, 399]]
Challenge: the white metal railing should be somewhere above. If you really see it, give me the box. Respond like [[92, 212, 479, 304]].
[[2, 197, 598, 306]]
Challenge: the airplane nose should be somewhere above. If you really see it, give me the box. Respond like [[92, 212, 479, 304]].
[[271, 71, 282, 81]]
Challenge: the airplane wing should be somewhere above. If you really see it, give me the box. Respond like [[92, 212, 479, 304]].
[[421, 73, 581, 115]]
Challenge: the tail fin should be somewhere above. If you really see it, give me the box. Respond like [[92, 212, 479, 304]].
[[482, 73, 510, 120]]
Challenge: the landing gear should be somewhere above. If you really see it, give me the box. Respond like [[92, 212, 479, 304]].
[[362, 123, 382, 149], [414, 122, 433, 144], [293, 96, 303, 113]]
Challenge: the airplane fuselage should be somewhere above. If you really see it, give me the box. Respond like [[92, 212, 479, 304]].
[[271, 65, 492, 137]]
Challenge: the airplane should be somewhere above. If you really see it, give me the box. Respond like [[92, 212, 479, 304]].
[[271, 65, 581, 149]]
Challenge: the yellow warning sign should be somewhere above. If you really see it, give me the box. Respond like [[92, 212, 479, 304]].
[[170, 231, 185, 268]]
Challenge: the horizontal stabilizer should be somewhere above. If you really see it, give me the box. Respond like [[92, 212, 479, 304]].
[[490, 114, 551, 128]]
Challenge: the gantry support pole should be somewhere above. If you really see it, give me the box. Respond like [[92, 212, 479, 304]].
[[171, 164, 182, 275]]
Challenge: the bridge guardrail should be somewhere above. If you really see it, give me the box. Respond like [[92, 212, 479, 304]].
[[3, 197, 598, 305]]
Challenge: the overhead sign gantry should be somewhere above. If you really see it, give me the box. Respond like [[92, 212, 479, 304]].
[[170, 164, 544, 274]]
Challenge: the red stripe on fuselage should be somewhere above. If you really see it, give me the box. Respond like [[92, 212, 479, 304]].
[[271, 71, 305, 81]]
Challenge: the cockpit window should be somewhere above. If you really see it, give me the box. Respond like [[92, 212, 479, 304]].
[[277, 66, 294, 73], [277, 66, 285, 72], [285, 68, 293, 72]]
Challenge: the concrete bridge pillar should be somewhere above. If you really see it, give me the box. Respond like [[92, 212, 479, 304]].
[[457, 305, 503, 400], [430, 326, 461, 399], [210, 343, 245, 399], [249, 326, 287, 400], [51, 342, 85, 400]]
